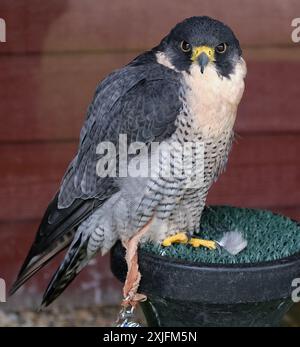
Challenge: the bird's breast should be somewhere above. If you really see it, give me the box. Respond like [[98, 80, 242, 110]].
[[182, 58, 246, 139]]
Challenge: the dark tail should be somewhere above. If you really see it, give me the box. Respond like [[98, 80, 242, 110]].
[[10, 193, 100, 296], [40, 232, 90, 308]]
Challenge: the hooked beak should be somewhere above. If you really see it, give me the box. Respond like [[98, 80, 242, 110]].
[[198, 53, 210, 74], [191, 46, 215, 74]]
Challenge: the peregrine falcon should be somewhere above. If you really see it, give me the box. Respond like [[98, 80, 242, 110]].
[[11, 16, 246, 307]]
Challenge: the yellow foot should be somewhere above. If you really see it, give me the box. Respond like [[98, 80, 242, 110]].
[[162, 232, 188, 246], [189, 238, 217, 250], [162, 232, 217, 250]]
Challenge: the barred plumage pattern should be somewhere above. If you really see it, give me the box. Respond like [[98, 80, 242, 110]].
[[87, 96, 235, 247]]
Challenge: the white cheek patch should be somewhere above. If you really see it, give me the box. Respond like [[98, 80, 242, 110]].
[[155, 51, 179, 72]]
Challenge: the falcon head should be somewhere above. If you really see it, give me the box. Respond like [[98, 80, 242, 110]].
[[157, 16, 242, 78]]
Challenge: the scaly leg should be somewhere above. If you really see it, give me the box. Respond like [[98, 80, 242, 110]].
[[122, 218, 153, 308]]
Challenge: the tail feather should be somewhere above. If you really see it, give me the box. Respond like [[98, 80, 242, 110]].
[[10, 193, 102, 296], [9, 234, 72, 296], [41, 233, 90, 308]]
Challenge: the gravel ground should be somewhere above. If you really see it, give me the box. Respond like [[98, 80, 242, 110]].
[[0, 306, 145, 327], [0, 304, 299, 327]]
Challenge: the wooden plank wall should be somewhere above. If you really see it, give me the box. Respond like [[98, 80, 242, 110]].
[[1, 0, 300, 308]]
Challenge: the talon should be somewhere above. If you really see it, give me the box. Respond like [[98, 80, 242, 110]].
[[162, 232, 188, 247], [189, 238, 217, 250]]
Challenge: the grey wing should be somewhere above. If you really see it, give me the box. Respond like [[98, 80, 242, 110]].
[[58, 63, 182, 208], [11, 61, 182, 295]]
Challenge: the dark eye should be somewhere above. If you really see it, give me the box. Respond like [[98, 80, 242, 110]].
[[216, 43, 227, 54], [180, 40, 191, 53]]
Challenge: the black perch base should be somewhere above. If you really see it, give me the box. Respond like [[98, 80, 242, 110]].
[[140, 297, 293, 327], [110, 241, 300, 327]]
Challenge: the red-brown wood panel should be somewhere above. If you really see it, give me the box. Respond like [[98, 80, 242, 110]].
[[273, 206, 300, 222], [0, 0, 299, 54], [236, 60, 300, 133], [208, 134, 300, 207], [0, 52, 136, 142], [4, 52, 143, 140], [1, 56, 300, 142], [0, 141, 77, 221], [1, 134, 300, 222]]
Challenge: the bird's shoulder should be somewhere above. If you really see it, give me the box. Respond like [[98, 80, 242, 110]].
[[83, 50, 183, 143], [96, 50, 180, 97]]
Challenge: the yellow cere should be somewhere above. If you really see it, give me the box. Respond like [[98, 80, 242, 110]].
[[191, 46, 215, 62]]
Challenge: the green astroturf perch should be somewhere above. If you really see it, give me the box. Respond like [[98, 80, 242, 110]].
[[143, 206, 300, 264]]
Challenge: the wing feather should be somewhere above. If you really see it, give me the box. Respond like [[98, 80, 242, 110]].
[[11, 52, 182, 297]]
